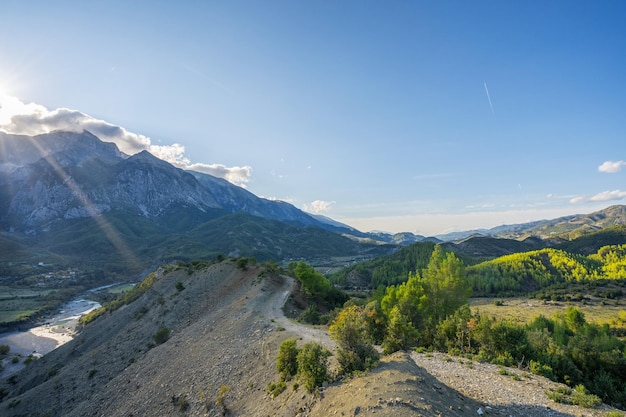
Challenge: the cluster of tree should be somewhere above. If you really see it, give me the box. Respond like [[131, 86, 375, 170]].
[[288, 261, 348, 323], [590, 244, 626, 278], [328, 241, 437, 287], [433, 305, 626, 407], [468, 246, 626, 296], [325, 246, 470, 370], [330, 231, 626, 297]]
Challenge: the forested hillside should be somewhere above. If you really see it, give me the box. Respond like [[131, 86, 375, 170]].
[[329, 241, 437, 287], [468, 245, 626, 296], [331, 226, 626, 297]]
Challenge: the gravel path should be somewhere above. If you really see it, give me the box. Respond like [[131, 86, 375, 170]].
[[410, 351, 619, 417]]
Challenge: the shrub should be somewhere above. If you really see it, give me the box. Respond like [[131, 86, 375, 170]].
[[297, 342, 330, 393], [0, 344, 10, 355], [571, 384, 602, 408], [267, 381, 286, 398], [153, 327, 170, 345], [547, 390, 571, 404], [329, 305, 379, 375], [276, 339, 299, 381], [529, 360, 556, 381], [172, 394, 189, 411], [236, 258, 249, 270], [175, 281, 185, 291], [215, 384, 231, 408], [299, 303, 321, 325]]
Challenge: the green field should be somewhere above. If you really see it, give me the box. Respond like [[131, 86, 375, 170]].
[[0, 287, 54, 325], [105, 283, 136, 294]]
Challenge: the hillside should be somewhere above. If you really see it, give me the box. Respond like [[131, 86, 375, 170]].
[[1, 261, 620, 416], [332, 223, 626, 292]]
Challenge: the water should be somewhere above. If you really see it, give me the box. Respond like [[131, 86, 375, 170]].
[[0, 296, 100, 377]]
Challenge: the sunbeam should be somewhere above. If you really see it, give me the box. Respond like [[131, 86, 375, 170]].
[[23, 134, 141, 270]]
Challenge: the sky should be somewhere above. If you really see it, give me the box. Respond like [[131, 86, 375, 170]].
[[0, 1, 625, 236]]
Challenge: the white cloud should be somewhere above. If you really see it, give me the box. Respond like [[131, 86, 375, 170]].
[[302, 200, 335, 214], [570, 190, 626, 204], [261, 196, 296, 204], [590, 190, 626, 202], [598, 160, 626, 173], [569, 196, 585, 204], [0, 93, 251, 186], [186, 163, 251, 187]]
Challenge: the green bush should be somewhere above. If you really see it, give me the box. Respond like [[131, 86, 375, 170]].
[[547, 390, 571, 404], [0, 344, 10, 355], [267, 381, 287, 398], [571, 384, 602, 408], [153, 327, 170, 345], [276, 339, 299, 381], [297, 342, 330, 393], [529, 360, 556, 381]]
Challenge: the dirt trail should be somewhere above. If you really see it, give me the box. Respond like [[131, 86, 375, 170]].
[[267, 276, 336, 351]]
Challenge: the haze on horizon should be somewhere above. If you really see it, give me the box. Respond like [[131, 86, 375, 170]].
[[0, 1, 624, 236]]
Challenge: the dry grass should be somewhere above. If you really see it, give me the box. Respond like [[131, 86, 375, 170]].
[[470, 297, 625, 326]]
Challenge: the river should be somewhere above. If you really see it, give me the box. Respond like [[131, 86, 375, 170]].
[[0, 297, 100, 377]]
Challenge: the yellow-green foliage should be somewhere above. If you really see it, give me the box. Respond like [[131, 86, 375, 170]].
[[380, 245, 470, 350], [467, 248, 612, 295], [590, 244, 626, 278], [79, 270, 159, 325]]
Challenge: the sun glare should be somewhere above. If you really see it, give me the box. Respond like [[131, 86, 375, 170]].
[[0, 86, 23, 126]]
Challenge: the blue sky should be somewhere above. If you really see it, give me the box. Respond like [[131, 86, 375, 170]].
[[1, 1, 625, 235]]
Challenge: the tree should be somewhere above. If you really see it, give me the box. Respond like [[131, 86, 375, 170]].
[[382, 305, 419, 354], [422, 245, 470, 323], [297, 342, 330, 393], [329, 305, 379, 374], [420, 245, 470, 343], [276, 339, 299, 381]]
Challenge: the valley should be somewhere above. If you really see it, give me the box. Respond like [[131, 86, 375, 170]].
[[1, 130, 626, 415]]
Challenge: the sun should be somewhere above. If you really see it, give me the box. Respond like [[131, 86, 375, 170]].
[[0, 85, 29, 126]]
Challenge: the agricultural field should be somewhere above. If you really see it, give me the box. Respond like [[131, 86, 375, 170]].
[[0, 287, 52, 324]]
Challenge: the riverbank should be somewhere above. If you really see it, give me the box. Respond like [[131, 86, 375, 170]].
[[0, 298, 100, 378]]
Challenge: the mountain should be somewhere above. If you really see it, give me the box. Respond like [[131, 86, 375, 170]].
[[366, 231, 428, 245], [434, 205, 626, 242], [0, 130, 389, 275]]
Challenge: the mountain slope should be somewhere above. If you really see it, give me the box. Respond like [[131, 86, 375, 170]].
[[1, 261, 618, 417]]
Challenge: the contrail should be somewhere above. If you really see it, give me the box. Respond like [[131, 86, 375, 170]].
[[484, 82, 495, 116]]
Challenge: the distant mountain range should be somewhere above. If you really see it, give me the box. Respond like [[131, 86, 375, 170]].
[[1, 129, 625, 277], [0, 130, 391, 275], [432, 205, 626, 242]]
